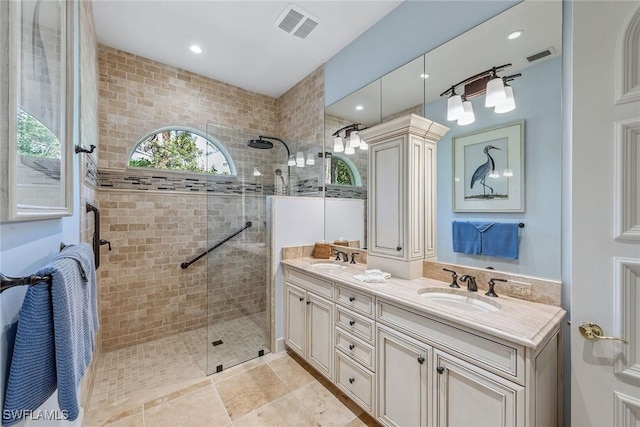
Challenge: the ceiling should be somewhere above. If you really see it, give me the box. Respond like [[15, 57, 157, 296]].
[[326, 0, 562, 124], [92, 0, 403, 98]]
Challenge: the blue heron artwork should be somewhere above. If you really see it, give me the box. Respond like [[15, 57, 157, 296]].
[[464, 138, 509, 200]]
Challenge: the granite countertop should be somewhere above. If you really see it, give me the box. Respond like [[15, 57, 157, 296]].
[[282, 257, 566, 350]]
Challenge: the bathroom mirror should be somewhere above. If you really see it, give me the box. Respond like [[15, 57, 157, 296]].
[[0, 0, 75, 221], [323, 0, 562, 279]]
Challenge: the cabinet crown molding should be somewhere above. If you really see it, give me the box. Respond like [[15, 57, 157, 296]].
[[358, 114, 450, 145]]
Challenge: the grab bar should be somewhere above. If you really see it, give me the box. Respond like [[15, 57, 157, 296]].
[[181, 221, 252, 269], [86, 203, 111, 270]]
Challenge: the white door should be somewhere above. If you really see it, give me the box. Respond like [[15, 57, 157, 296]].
[[285, 283, 305, 356], [306, 293, 333, 379], [571, 2, 640, 425]]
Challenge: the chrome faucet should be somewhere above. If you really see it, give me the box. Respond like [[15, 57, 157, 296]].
[[334, 250, 349, 262], [459, 274, 478, 292]]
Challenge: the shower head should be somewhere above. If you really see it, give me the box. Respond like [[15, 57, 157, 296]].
[[248, 138, 274, 150], [247, 136, 291, 157]]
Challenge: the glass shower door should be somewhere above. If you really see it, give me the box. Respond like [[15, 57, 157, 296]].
[[204, 124, 270, 375]]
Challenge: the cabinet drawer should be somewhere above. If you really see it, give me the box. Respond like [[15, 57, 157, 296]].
[[335, 328, 375, 371], [377, 300, 525, 384], [336, 285, 374, 317], [335, 306, 375, 344], [286, 269, 333, 299], [335, 351, 374, 413]]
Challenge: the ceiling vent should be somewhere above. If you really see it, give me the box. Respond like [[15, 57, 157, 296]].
[[275, 4, 320, 39], [526, 47, 556, 63]]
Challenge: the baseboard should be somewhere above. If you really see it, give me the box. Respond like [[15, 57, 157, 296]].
[[275, 337, 286, 353]]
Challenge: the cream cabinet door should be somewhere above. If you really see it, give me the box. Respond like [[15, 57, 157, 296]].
[[434, 351, 524, 427], [369, 137, 405, 259], [377, 325, 430, 427], [285, 283, 306, 356], [306, 292, 333, 379]]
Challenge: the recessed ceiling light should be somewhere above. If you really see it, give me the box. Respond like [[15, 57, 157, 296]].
[[355, 105, 364, 111], [190, 45, 202, 54], [507, 30, 523, 40], [420, 73, 430, 79]]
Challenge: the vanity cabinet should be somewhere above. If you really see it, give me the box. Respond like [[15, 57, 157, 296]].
[[360, 114, 448, 279], [284, 270, 334, 380], [282, 263, 563, 427]]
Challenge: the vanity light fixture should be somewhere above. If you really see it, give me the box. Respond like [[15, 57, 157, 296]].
[[440, 63, 521, 125], [306, 151, 315, 165], [355, 105, 364, 111], [253, 167, 263, 177], [420, 73, 430, 79], [503, 168, 513, 177], [295, 151, 305, 167], [189, 44, 202, 54], [331, 123, 367, 154]]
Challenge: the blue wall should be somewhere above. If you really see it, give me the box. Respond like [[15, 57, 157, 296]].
[[425, 57, 562, 279], [325, 0, 519, 106]]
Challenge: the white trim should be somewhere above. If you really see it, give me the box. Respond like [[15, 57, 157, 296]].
[[615, 5, 640, 104], [614, 391, 640, 426], [613, 119, 640, 240], [613, 257, 640, 383]]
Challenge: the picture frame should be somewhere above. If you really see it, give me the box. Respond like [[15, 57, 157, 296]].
[[452, 120, 525, 212]]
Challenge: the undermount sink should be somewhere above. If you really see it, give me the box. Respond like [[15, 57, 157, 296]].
[[417, 288, 501, 313], [309, 261, 346, 270]]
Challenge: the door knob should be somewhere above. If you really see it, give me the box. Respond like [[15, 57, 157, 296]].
[[579, 321, 629, 345]]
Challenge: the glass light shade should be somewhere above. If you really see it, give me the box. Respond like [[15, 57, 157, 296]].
[[488, 171, 500, 179], [447, 94, 464, 121], [503, 168, 513, 177], [287, 155, 296, 166], [359, 139, 368, 150], [344, 145, 355, 155], [494, 86, 516, 113], [333, 136, 344, 153], [485, 77, 506, 107], [306, 152, 315, 165], [348, 132, 361, 148], [253, 167, 262, 177], [295, 151, 305, 167], [457, 100, 475, 125]]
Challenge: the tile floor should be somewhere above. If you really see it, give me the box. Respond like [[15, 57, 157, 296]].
[[83, 331, 377, 427]]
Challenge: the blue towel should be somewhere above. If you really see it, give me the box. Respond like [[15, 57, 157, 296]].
[[3, 243, 99, 425], [452, 221, 482, 255], [480, 222, 520, 259]]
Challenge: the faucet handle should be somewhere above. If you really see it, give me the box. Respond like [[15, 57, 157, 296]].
[[350, 252, 360, 264], [443, 268, 460, 288], [486, 278, 507, 297]]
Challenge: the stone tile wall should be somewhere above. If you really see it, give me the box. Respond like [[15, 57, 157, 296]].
[[96, 47, 325, 350]]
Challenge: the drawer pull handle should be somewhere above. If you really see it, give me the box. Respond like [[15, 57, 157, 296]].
[[349, 296, 355, 302], [349, 344, 355, 350], [417, 356, 425, 364], [436, 366, 445, 374], [396, 246, 402, 251], [299, 297, 304, 302], [349, 320, 355, 326], [349, 377, 355, 384]]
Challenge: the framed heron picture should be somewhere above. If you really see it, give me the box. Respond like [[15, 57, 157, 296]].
[[452, 121, 525, 212]]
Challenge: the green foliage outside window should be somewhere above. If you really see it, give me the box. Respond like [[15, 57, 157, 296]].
[[129, 130, 221, 174], [333, 157, 354, 185], [17, 108, 61, 158]]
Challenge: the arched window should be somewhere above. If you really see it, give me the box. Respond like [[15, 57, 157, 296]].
[[129, 127, 236, 175], [325, 153, 362, 186]]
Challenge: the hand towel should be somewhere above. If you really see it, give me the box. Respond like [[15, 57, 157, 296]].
[[3, 243, 99, 425], [479, 222, 520, 259], [452, 221, 483, 255]]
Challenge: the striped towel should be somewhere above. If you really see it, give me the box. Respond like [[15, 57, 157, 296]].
[[3, 243, 99, 425]]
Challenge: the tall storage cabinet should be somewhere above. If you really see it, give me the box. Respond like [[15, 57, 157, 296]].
[[359, 114, 448, 279]]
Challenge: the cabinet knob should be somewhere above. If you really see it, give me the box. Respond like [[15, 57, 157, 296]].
[[349, 377, 355, 384], [396, 246, 402, 251], [349, 344, 355, 350], [349, 296, 355, 302], [349, 320, 355, 326], [299, 297, 304, 302], [306, 301, 311, 305], [436, 366, 445, 374], [417, 355, 425, 364]]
